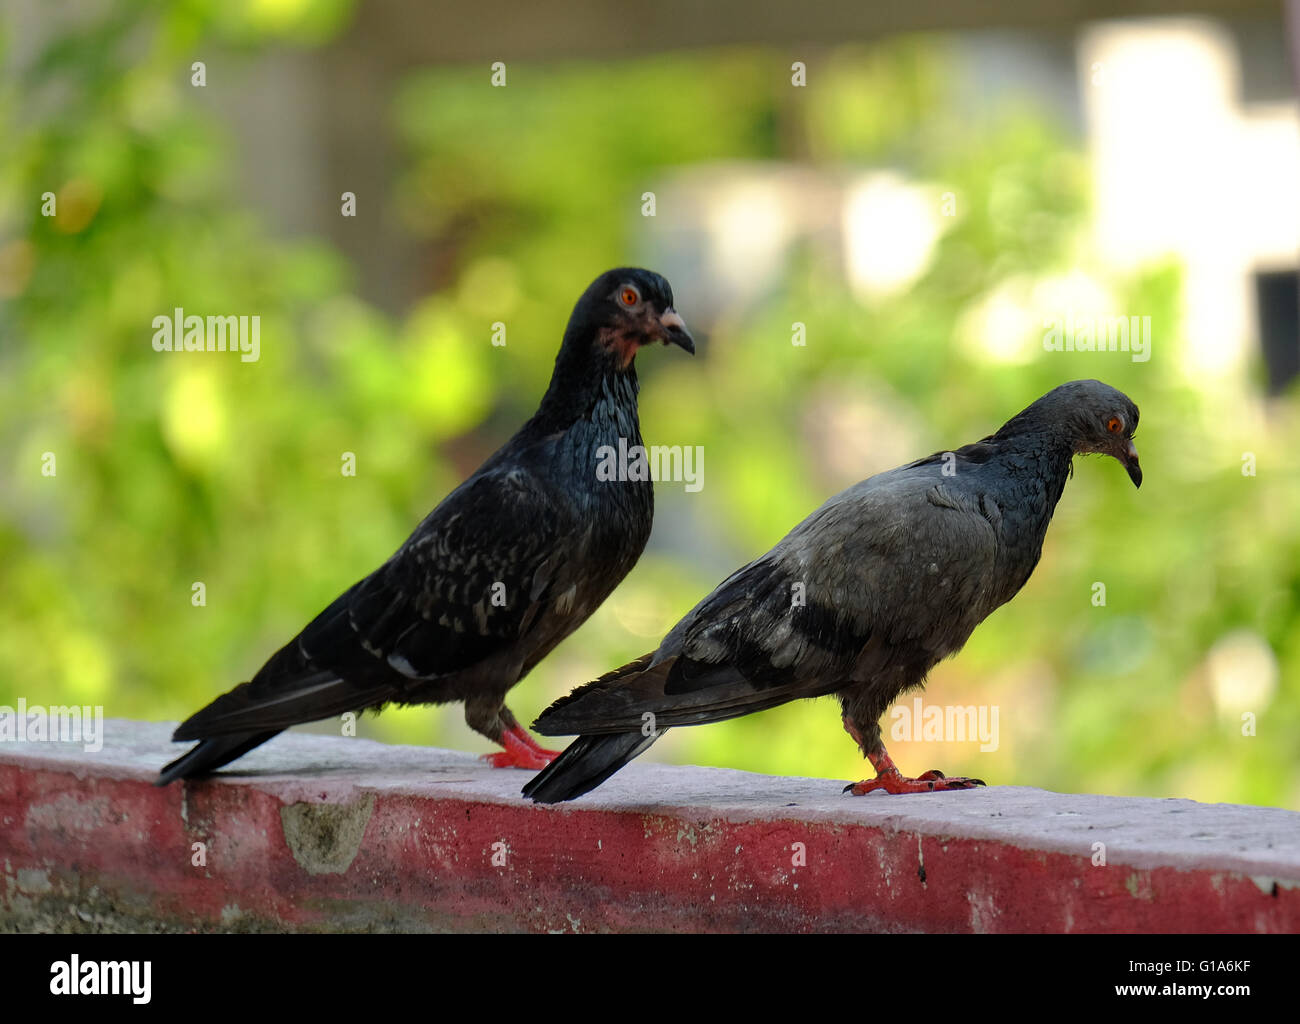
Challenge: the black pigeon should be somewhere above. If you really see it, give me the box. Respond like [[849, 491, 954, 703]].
[[523, 379, 1141, 802], [158, 268, 694, 785]]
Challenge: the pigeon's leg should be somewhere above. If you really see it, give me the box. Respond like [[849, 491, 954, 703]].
[[841, 713, 985, 795], [466, 699, 561, 770]]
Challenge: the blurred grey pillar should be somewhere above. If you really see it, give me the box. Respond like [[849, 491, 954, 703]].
[[313, 29, 423, 316], [222, 29, 425, 318]]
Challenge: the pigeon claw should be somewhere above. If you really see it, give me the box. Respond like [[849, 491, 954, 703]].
[[482, 724, 562, 770], [845, 768, 986, 795]]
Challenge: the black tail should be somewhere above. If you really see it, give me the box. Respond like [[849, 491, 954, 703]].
[[522, 730, 662, 803], [155, 729, 283, 786]]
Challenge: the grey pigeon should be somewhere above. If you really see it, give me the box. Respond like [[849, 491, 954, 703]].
[[158, 268, 694, 785], [522, 379, 1141, 802]]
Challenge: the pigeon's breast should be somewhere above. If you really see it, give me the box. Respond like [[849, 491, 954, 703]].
[[529, 389, 655, 595]]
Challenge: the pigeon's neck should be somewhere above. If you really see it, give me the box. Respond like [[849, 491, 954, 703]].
[[983, 425, 1076, 593], [992, 424, 1075, 501], [523, 340, 653, 574], [530, 347, 640, 437]]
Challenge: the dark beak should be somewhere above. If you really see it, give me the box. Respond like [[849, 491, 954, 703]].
[[658, 308, 695, 354], [1120, 438, 1142, 489]]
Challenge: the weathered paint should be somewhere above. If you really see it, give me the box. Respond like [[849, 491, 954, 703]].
[[3, 755, 1299, 933]]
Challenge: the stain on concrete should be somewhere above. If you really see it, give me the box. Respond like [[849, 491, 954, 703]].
[[280, 795, 375, 875], [1250, 874, 1300, 895], [25, 794, 112, 837], [15, 869, 52, 895]]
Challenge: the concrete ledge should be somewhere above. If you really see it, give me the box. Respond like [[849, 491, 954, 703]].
[[2, 720, 1298, 933]]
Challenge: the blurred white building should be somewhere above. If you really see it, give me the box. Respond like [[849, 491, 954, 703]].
[[643, 16, 1299, 393], [1081, 19, 1299, 389]]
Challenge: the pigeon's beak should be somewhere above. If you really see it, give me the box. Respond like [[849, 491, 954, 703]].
[[658, 308, 695, 354], [1120, 438, 1142, 489]]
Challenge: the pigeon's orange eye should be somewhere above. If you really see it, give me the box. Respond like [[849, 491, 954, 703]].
[[1107, 416, 1123, 433], [620, 287, 639, 307]]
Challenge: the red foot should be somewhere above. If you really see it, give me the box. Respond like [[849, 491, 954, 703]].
[[481, 724, 561, 770], [844, 746, 985, 795]]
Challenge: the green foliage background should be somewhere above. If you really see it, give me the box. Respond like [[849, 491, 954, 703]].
[[2, 3, 1297, 806]]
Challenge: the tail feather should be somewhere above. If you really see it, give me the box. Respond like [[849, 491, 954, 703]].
[[521, 730, 661, 803], [172, 673, 392, 739], [532, 653, 656, 728], [155, 729, 283, 786], [533, 649, 809, 738]]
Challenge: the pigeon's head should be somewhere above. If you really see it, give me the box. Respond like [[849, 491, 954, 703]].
[[1052, 379, 1142, 488], [569, 268, 695, 369]]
